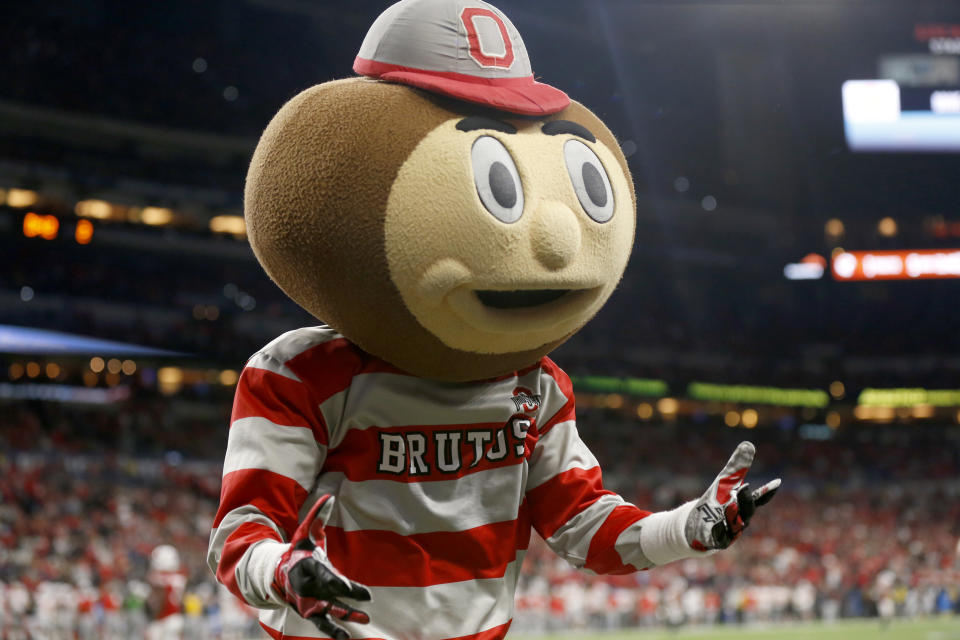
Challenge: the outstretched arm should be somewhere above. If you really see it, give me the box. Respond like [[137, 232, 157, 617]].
[[527, 363, 778, 572], [206, 352, 371, 638], [633, 441, 780, 564]]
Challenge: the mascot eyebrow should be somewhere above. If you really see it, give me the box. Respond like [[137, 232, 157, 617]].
[[541, 119, 597, 143], [456, 116, 597, 143], [456, 116, 517, 134]]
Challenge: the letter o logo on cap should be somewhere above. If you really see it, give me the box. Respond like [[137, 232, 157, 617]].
[[461, 7, 515, 69]]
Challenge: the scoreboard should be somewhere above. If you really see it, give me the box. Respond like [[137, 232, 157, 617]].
[[843, 23, 960, 152]]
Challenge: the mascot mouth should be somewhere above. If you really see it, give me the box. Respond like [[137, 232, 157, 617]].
[[441, 285, 605, 337], [475, 289, 571, 309]]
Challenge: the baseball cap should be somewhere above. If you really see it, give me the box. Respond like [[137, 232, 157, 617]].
[[354, 0, 570, 116]]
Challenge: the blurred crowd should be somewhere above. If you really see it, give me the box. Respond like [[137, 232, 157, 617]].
[[0, 448, 260, 639], [1, 400, 958, 637], [1, 402, 230, 461], [514, 490, 960, 632]]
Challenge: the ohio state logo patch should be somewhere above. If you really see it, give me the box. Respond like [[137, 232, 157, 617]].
[[510, 387, 541, 413], [461, 7, 515, 69]]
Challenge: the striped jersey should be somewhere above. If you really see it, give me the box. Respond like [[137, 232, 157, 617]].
[[208, 326, 655, 640]]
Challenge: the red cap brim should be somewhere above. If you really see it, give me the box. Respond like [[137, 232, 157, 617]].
[[354, 57, 569, 116]]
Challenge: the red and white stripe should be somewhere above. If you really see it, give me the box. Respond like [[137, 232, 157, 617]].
[[208, 326, 658, 640]]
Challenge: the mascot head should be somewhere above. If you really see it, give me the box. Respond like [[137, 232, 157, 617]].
[[245, 0, 636, 381]]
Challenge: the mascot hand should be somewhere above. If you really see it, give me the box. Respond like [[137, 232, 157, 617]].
[[273, 495, 372, 639], [684, 442, 780, 551]]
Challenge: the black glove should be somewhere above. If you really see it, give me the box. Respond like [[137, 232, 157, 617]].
[[272, 495, 372, 639]]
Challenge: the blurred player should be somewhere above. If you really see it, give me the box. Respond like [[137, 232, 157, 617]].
[[146, 544, 186, 640]]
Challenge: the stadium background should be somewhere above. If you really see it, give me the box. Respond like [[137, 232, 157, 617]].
[[2, 0, 959, 638]]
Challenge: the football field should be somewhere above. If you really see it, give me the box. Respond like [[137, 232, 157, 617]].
[[513, 618, 960, 640]]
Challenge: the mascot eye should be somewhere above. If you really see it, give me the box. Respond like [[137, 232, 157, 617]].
[[471, 136, 524, 224], [563, 139, 614, 223]]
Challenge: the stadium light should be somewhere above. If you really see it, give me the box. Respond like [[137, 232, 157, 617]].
[[877, 217, 898, 237], [636, 403, 653, 420], [570, 374, 668, 397], [829, 381, 845, 399], [784, 254, 826, 281], [854, 405, 895, 422], [912, 404, 935, 418], [22, 212, 59, 240], [825, 411, 841, 429], [656, 397, 679, 415], [158, 367, 184, 395], [688, 382, 830, 408], [141, 207, 174, 226], [858, 387, 960, 407], [75, 219, 94, 244], [825, 218, 845, 238], [75, 200, 113, 219], [210, 214, 246, 237], [7, 188, 38, 208]]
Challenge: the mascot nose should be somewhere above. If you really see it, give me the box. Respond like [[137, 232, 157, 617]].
[[530, 201, 582, 271]]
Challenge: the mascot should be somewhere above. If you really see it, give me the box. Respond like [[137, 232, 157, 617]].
[[207, 1, 780, 638]]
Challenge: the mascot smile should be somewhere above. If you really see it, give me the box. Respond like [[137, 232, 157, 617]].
[[208, 1, 780, 639]]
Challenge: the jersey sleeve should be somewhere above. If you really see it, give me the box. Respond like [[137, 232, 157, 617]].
[[525, 360, 656, 574], [206, 351, 329, 607]]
